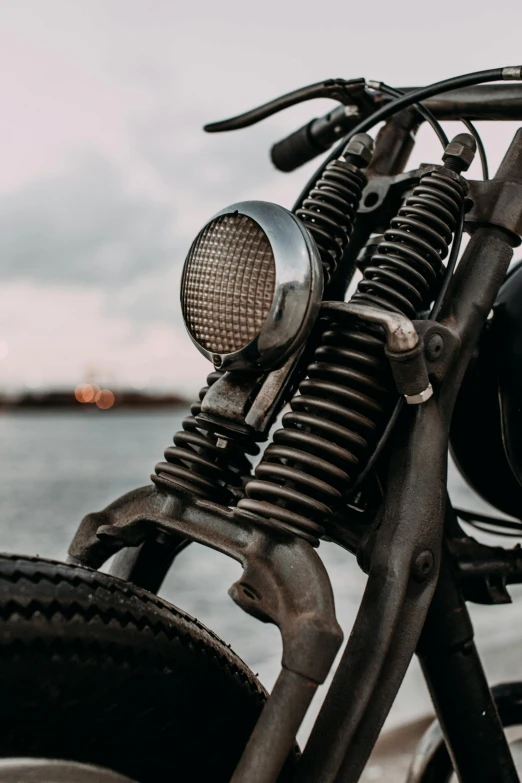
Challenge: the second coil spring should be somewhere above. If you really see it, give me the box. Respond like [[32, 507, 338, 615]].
[[238, 166, 467, 545], [296, 155, 368, 283], [153, 371, 258, 505]]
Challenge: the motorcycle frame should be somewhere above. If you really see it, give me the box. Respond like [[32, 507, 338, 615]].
[[68, 94, 522, 782]]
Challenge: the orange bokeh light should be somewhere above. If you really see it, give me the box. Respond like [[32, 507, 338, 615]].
[[95, 389, 115, 410], [74, 383, 100, 403]]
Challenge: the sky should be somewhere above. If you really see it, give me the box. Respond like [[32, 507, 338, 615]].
[[1, 0, 522, 395]]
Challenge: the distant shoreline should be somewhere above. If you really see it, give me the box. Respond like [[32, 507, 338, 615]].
[[0, 389, 190, 412]]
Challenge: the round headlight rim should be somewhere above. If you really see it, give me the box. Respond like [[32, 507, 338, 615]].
[[180, 200, 323, 373]]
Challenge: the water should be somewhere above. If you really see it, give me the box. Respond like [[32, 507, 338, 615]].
[[1, 410, 522, 743]]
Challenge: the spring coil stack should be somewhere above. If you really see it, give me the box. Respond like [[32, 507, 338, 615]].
[[153, 370, 258, 505], [295, 135, 373, 283], [238, 135, 474, 546]]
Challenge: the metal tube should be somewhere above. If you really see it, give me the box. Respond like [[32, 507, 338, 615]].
[[231, 669, 318, 783], [373, 84, 522, 121], [418, 549, 519, 782], [438, 129, 522, 371], [108, 535, 188, 593]]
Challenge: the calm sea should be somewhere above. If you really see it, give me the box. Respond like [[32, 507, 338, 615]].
[[1, 410, 521, 740]]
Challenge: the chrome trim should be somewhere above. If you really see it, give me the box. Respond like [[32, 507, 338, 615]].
[[0, 759, 136, 782], [181, 200, 323, 372], [503, 66, 522, 81]]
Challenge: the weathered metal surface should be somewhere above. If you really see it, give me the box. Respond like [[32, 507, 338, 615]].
[[68, 485, 343, 783]]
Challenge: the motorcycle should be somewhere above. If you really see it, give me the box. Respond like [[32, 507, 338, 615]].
[[2, 65, 522, 782]]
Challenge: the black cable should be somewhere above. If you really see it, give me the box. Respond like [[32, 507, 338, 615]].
[[345, 397, 404, 499], [377, 82, 449, 148], [462, 119, 489, 180], [292, 66, 512, 211], [380, 85, 489, 181], [430, 207, 465, 320]]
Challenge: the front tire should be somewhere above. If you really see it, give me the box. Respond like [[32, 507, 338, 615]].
[[0, 553, 289, 782]]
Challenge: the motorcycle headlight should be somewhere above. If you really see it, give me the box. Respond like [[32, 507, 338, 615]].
[[180, 201, 323, 372]]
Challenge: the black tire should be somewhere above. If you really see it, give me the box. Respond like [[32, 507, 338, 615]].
[[0, 553, 292, 782]]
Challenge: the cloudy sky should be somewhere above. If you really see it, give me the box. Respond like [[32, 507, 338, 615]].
[[1, 0, 521, 395]]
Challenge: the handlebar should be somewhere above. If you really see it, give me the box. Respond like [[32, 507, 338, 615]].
[[272, 83, 522, 172]]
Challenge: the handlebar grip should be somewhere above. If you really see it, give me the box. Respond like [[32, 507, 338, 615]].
[[270, 121, 324, 172], [271, 105, 363, 172]]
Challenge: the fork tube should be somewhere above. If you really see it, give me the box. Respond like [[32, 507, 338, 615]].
[[417, 548, 519, 783]]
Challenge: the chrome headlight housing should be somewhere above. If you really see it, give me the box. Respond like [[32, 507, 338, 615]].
[[180, 201, 323, 372]]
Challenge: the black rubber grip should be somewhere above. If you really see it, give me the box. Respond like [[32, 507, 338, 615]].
[[271, 121, 325, 172]]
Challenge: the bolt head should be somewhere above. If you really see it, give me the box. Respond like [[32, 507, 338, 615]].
[[413, 550, 434, 582], [425, 334, 444, 361]]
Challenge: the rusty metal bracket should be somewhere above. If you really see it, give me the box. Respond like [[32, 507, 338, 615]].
[[321, 301, 435, 404], [197, 348, 304, 443], [466, 179, 522, 245], [357, 165, 439, 231], [68, 485, 343, 783]]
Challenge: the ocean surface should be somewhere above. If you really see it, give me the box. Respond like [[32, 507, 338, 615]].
[[1, 410, 522, 745]]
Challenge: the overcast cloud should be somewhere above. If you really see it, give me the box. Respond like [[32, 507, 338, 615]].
[[1, 0, 522, 393]]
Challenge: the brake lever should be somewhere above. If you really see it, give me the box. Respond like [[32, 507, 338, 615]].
[[203, 77, 371, 132]]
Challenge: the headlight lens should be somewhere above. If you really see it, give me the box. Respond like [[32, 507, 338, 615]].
[[182, 212, 276, 355], [180, 201, 323, 372]]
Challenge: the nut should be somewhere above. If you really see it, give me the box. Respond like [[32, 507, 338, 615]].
[[342, 133, 374, 168], [442, 134, 477, 172], [405, 384, 433, 405]]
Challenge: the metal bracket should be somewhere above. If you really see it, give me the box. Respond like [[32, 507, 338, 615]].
[[198, 348, 303, 442], [321, 301, 433, 404], [67, 485, 343, 783], [466, 179, 522, 245], [357, 165, 438, 231]]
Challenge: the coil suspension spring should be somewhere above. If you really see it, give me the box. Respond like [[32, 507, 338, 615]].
[[153, 370, 258, 505], [295, 133, 374, 284], [238, 134, 476, 546]]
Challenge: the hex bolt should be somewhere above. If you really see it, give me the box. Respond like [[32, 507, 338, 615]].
[[412, 550, 434, 582], [342, 133, 375, 169], [442, 133, 477, 173], [425, 333, 444, 362]]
